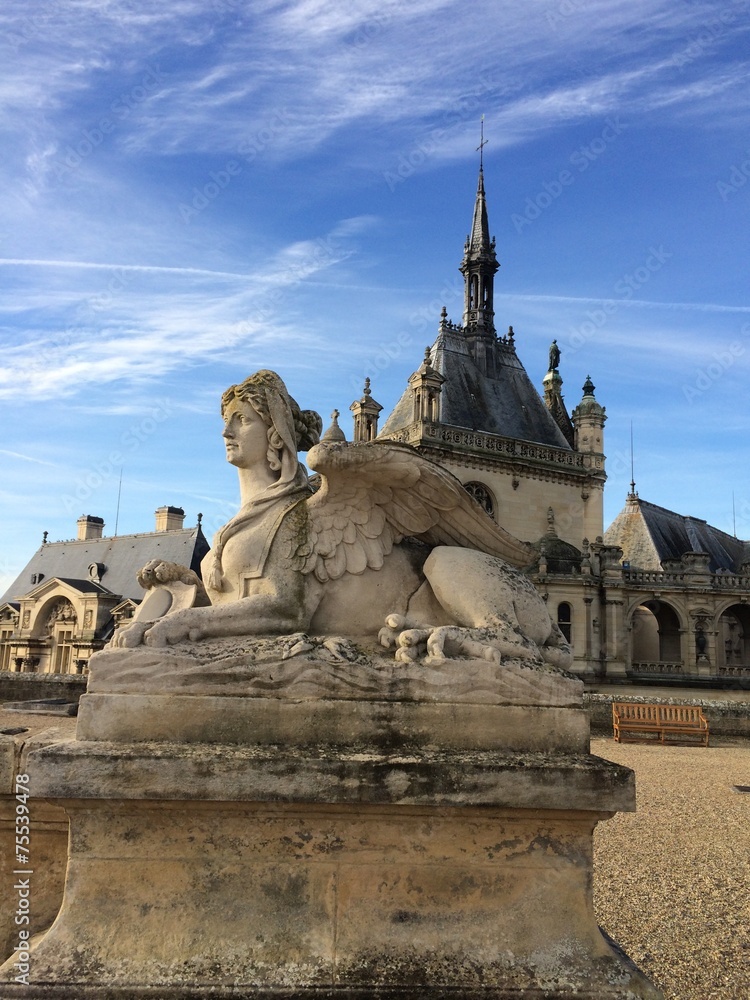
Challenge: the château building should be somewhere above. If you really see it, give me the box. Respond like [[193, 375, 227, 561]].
[[346, 163, 750, 687], [0, 507, 208, 675]]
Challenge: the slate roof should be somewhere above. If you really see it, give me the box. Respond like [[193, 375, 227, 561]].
[[1, 526, 210, 604], [604, 496, 750, 573], [380, 328, 571, 449]]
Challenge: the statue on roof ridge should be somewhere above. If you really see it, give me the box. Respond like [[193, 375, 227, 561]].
[[112, 370, 572, 670]]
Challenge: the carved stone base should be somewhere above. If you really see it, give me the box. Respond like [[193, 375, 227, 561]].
[[0, 740, 661, 999], [77, 641, 588, 754]]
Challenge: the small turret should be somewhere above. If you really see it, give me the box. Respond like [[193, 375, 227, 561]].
[[407, 346, 446, 423], [571, 376, 606, 454], [350, 379, 383, 442]]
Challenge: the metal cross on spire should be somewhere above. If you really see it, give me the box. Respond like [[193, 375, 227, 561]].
[[476, 115, 488, 169]]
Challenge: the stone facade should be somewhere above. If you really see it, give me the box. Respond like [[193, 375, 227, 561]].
[[0, 508, 208, 676]]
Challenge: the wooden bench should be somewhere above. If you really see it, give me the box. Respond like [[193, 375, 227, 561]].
[[612, 702, 709, 746]]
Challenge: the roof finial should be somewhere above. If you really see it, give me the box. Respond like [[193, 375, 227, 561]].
[[42, 530, 48, 545], [476, 115, 488, 170], [628, 420, 639, 501], [363, 377, 371, 397]]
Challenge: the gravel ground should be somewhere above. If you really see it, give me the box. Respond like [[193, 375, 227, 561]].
[[591, 737, 750, 1000]]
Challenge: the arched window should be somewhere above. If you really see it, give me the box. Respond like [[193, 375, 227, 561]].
[[464, 481, 495, 520], [557, 602, 572, 643]]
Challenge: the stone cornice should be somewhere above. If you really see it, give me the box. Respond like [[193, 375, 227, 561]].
[[383, 421, 606, 484]]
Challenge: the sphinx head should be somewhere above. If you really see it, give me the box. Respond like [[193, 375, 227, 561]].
[[221, 370, 322, 477]]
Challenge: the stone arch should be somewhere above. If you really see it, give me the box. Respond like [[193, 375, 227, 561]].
[[629, 597, 684, 665], [30, 596, 78, 639], [30, 595, 80, 674], [715, 602, 750, 668]]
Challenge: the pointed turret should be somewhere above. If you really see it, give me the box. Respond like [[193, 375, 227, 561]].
[[459, 166, 500, 374]]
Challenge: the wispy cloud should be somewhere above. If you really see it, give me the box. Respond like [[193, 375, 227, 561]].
[[500, 292, 750, 314], [0, 258, 254, 280], [0, 449, 59, 467], [0, 218, 366, 401]]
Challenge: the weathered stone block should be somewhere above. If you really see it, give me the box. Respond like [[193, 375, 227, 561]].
[[0, 739, 660, 999]]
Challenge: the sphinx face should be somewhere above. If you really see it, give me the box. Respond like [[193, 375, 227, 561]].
[[222, 399, 269, 469]]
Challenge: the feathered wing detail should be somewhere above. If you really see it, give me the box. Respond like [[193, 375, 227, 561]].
[[295, 441, 534, 583]]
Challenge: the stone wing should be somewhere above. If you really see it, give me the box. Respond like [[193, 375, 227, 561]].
[[295, 440, 534, 583]]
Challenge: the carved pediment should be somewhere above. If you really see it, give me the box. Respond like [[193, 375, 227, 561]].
[[42, 598, 78, 635]]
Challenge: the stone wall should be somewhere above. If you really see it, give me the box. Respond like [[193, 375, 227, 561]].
[[0, 672, 86, 706]]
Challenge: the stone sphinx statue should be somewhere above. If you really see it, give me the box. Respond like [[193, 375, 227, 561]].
[[113, 369, 571, 671]]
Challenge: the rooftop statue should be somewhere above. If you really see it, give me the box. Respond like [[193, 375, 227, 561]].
[[113, 370, 571, 670]]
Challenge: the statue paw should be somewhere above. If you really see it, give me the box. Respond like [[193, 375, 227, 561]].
[[142, 612, 196, 647], [111, 621, 151, 648]]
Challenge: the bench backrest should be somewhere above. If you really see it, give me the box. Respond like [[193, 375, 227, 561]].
[[612, 702, 708, 729], [612, 702, 660, 724], [656, 704, 707, 728]]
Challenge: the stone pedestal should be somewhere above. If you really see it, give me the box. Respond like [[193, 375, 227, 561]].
[[0, 643, 662, 998]]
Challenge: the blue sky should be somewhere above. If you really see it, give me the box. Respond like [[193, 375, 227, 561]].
[[2, 0, 750, 594]]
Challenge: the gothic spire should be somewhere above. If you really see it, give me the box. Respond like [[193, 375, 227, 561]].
[[459, 134, 500, 371], [469, 165, 492, 254]]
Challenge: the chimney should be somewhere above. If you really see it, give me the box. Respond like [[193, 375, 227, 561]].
[[155, 505, 186, 532], [77, 515, 104, 541]]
